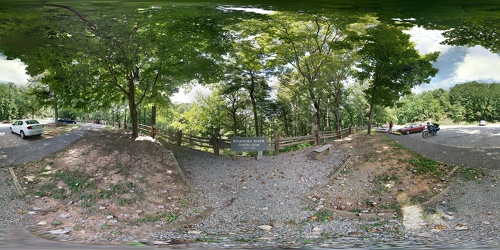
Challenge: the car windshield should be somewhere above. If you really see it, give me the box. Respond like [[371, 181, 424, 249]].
[[25, 120, 39, 125]]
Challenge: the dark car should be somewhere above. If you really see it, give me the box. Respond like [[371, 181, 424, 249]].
[[58, 118, 77, 124], [397, 123, 425, 135]]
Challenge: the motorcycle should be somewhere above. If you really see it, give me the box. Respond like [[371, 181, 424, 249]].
[[422, 123, 440, 138]]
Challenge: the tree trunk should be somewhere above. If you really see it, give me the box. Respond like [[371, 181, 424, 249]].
[[367, 103, 374, 135], [250, 94, 259, 137], [127, 79, 139, 138], [313, 100, 321, 145], [54, 103, 59, 124], [334, 87, 342, 137]]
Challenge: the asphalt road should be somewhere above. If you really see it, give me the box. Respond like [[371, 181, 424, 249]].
[[0, 124, 90, 167], [389, 124, 500, 169]]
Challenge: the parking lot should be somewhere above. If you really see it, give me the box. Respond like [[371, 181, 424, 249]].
[[390, 124, 500, 168], [397, 124, 500, 148]]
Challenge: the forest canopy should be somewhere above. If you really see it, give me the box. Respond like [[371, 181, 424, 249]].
[[1, 0, 499, 139]]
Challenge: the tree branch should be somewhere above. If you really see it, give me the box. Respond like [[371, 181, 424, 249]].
[[44, 4, 99, 33]]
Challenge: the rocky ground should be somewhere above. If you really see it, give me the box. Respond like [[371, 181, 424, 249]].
[[1, 128, 498, 249]]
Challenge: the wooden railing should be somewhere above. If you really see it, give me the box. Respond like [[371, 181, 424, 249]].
[[107, 121, 367, 155]]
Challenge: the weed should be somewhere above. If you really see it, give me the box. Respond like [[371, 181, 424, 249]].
[[109, 181, 135, 195], [112, 231, 122, 235], [302, 205, 316, 211], [373, 173, 398, 183], [51, 221, 64, 226], [114, 163, 131, 177], [459, 168, 488, 181], [53, 170, 94, 193], [280, 142, 314, 153], [359, 219, 385, 232], [310, 210, 334, 222], [137, 212, 180, 223], [409, 155, 441, 176], [117, 197, 135, 206], [379, 203, 401, 211]]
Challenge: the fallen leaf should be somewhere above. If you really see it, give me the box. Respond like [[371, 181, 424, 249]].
[[434, 225, 446, 230], [310, 216, 318, 221]]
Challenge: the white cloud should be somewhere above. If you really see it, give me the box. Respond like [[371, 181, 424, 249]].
[[405, 26, 451, 54], [454, 46, 500, 82], [0, 54, 30, 85], [409, 27, 500, 94]]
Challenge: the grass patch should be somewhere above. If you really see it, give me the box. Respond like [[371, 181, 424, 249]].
[[408, 155, 441, 175], [137, 212, 180, 223], [53, 170, 94, 193], [459, 168, 489, 181], [309, 209, 334, 222]]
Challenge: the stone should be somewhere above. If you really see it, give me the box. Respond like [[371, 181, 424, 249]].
[[49, 228, 72, 235], [258, 225, 273, 231], [37, 221, 48, 225], [59, 213, 71, 219]]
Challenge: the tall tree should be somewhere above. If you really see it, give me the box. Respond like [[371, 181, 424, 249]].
[[269, 13, 355, 143], [3, 3, 230, 138], [221, 27, 272, 137], [355, 24, 439, 134]]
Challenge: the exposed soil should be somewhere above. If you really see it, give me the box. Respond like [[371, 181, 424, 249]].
[[13, 129, 457, 244], [16, 128, 197, 244], [308, 133, 457, 215]]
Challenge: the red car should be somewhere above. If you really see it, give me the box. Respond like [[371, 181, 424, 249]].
[[397, 123, 425, 135]]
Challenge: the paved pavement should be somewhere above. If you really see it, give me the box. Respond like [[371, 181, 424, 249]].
[[388, 125, 500, 169], [0, 125, 89, 167]]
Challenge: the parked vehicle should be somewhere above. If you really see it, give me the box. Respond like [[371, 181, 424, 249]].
[[375, 124, 389, 133], [479, 120, 487, 126], [58, 118, 77, 124], [10, 119, 44, 139], [397, 123, 425, 135], [422, 122, 440, 138]]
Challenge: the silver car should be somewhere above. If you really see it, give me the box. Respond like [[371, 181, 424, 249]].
[[10, 119, 44, 139]]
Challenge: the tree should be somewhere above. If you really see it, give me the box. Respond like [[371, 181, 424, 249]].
[[3, 3, 230, 138], [355, 24, 439, 134]]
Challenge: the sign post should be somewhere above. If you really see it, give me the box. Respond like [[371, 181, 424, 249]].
[[230, 137, 268, 160]]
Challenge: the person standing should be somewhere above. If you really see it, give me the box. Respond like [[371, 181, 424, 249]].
[[389, 121, 394, 133]]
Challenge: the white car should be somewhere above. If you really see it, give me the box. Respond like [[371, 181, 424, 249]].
[[10, 119, 44, 139], [479, 120, 487, 126]]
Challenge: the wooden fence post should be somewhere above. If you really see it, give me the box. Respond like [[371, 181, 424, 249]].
[[176, 130, 182, 146], [349, 126, 352, 135], [151, 105, 156, 138], [337, 127, 342, 139], [274, 132, 280, 155]]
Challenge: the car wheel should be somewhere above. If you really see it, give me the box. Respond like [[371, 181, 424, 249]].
[[20, 130, 26, 139], [10, 127, 13, 133], [406, 130, 410, 135]]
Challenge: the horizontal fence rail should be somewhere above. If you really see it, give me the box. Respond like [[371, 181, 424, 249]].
[[106, 121, 368, 155]]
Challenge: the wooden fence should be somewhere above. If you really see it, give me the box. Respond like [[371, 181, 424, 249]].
[[108, 121, 366, 155]]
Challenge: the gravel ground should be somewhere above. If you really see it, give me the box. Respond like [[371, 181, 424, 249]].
[[154, 145, 500, 249], [0, 168, 30, 245], [1, 138, 498, 249]]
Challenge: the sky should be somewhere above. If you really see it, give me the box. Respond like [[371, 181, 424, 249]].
[[2, 26, 500, 102]]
